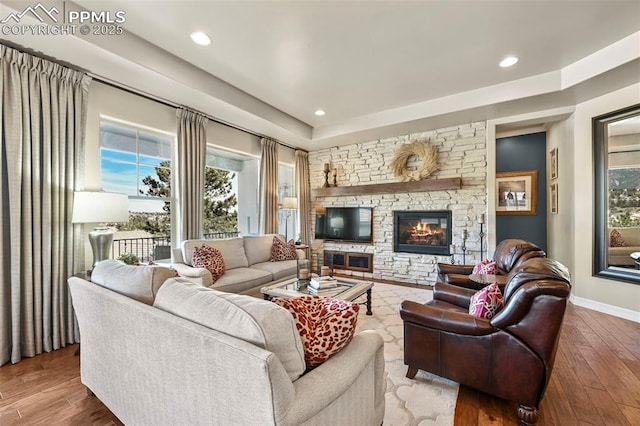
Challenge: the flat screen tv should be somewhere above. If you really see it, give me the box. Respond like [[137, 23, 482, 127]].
[[315, 207, 373, 243]]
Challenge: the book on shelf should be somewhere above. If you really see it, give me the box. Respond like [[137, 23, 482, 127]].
[[309, 276, 338, 289]]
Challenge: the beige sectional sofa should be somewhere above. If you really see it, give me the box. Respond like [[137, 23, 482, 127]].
[[608, 227, 640, 266], [68, 261, 385, 426], [172, 234, 304, 293]]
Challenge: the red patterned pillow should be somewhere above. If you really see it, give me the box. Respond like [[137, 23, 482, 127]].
[[472, 259, 497, 274], [469, 282, 504, 319], [191, 245, 225, 283], [610, 229, 626, 247], [271, 236, 298, 261], [273, 296, 359, 367]]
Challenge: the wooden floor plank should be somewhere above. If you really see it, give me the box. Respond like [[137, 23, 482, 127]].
[[455, 303, 640, 425], [585, 386, 632, 426]]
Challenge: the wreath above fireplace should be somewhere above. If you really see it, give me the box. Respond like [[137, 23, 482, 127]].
[[390, 140, 438, 181]]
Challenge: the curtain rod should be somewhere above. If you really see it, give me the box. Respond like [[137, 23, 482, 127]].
[[89, 73, 306, 153], [1, 39, 306, 152]]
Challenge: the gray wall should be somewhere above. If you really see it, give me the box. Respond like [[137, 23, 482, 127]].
[[496, 132, 547, 252]]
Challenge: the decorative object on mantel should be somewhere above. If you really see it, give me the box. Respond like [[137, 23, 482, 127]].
[[390, 140, 438, 182], [332, 167, 338, 187], [322, 163, 331, 188]]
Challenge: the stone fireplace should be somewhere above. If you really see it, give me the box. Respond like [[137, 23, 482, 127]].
[[393, 210, 452, 255], [308, 121, 486, 285]]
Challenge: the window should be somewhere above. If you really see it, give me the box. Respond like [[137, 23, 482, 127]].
[[100, 121, 173, 261], [204, 146, 245, 236]]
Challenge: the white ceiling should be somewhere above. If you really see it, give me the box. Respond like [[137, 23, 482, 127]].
[[1, 0, 640, 150]]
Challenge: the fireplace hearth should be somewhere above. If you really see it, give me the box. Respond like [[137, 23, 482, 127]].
[[393, 210, 452, 255]]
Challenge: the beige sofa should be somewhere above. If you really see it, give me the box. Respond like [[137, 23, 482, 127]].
[[68, 261, 385, 426], [608, 228, 640, 266], [172, 234, 304, 293]]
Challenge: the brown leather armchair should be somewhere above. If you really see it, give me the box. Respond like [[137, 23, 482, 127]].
[[400, 256, 571, 425], [437, 238, 546, 290]]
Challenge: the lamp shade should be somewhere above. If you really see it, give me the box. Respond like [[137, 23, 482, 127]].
[[72, 191, 130, 224], [281, 196, 298, 210]]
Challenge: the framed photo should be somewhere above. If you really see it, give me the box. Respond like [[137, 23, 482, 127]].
[[495, 170, 538, 215], [550, 183, 558, 214], [549, 148, 558, 180]]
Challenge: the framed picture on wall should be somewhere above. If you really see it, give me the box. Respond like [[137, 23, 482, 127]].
[[550, 183, 558, 214], [495, 170, 538, 215], [549, 148, 558, 180]]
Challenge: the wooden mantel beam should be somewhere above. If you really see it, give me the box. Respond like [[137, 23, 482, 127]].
[[311, 177, 462, 197]]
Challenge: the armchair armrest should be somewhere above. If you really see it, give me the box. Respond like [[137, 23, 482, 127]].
[[400, 300, 497, 336], [437, 263, 474, 276], [443, 273, 475, 286], [171, 262, 213, 287], [284, 330, 384, 424], [433, 282, 476, 309]]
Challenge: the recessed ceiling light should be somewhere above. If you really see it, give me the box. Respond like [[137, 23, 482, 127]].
[[499, 56, 519, 68], [190, 31, 211, 46], [314, 109, 326, 116]]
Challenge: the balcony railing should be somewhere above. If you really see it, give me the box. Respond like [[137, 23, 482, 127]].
[[113, 231, 239, 262]]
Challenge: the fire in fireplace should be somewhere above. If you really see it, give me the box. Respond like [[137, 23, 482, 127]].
[[393, 210, 453, 255]]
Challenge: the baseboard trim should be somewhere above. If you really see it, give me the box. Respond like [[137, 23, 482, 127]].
[[570, 295, 640, 323]]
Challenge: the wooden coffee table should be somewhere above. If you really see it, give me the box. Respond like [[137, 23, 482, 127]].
[[261, 276, 373, 315]]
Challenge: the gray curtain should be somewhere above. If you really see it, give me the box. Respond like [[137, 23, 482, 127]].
[[176, 108, 208, 241], [295, 150, 311, 245], [0, 44, 90, 365], [259, 138, 279, 234]]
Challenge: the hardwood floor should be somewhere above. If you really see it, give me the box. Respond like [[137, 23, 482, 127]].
[[0, 303, 638, 425], [455, 303, 640, 425]]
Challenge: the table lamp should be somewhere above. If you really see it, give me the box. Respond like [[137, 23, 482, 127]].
[[72, 191, 129, 272]]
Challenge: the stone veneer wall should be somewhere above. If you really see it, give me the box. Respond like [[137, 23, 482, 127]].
[[308, 122, 487, 286]]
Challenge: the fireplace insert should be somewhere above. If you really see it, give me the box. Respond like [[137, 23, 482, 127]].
[[393, 210, 452, 255]]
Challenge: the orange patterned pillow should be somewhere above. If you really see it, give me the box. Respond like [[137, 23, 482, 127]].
[[191, 245, 225, 283], [273, 296, 359, 367], [610, 229, 626, 247], [271, 236, 298, 261]]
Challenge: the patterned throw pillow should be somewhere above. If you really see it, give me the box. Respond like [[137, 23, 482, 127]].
[[472, 259, 497, 274], [273, 296, 359, 367], [610, 229, 626, 247], [469, 282, 504, 320], [191, 245, 225, 283], [271, 236, 298, 261]]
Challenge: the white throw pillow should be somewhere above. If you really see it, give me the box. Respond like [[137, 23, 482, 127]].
[[91, 259, 177, 305], [153, 279, 306, 381]]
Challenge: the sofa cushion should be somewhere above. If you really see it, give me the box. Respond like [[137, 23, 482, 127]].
[[472, 260, 497, 274], [469, 282, 504, 319], [191, 245, 225, 283], [154, 279, 306, 381], [610, 229, 627, 247], [91, 260, 177, 305], [182, 238, 249, 270], [210, 268, 273, 294], [244, 234, 282, 265], [273, 296, 359, 367], [251, 260, 298, 281], [271, 237, 298, 261]]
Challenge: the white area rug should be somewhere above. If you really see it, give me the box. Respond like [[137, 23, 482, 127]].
[[356, 283, 458, 426]]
